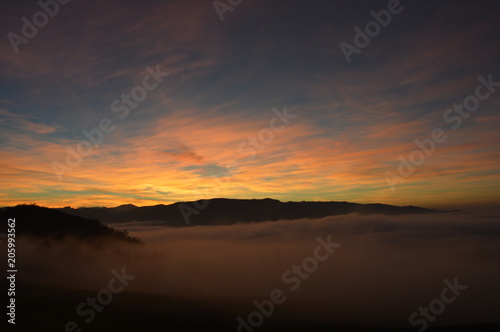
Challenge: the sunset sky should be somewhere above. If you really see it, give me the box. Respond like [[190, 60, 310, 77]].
[[1, 0, 499, 209]]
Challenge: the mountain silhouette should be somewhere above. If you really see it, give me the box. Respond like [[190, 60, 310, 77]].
[[58, 198, 441, 226], [0, 204, 140, 243]]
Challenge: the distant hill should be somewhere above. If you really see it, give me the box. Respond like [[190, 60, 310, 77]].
[[58, 198, 441, 226], [0, 204, 141, 243]]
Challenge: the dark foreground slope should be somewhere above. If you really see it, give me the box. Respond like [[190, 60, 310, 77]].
[[6, 283, 499, 332], [59, 198, 441, 226]]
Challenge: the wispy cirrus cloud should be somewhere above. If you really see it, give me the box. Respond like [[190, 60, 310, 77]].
[[0, 0, 499, 208]]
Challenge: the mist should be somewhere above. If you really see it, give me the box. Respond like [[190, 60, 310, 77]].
[[18, 212, 500, 327]]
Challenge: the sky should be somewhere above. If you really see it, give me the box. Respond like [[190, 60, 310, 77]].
[[0, 0, 499, 209]]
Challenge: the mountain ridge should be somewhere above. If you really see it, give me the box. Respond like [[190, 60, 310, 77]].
[[57, 198, 445, 226]]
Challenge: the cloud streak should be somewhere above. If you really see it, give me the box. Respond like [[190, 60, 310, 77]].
[[0, 0, 499, 208]]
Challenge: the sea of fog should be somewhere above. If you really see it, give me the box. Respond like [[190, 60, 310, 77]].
[[17, 212, 500, 328]]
